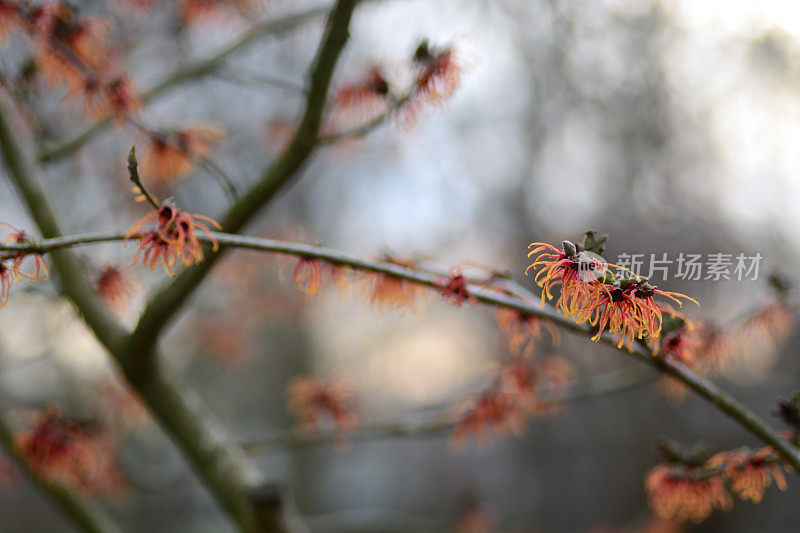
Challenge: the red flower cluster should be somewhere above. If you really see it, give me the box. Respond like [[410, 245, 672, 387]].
[[140, 125, 224, 183], [2, 1, 141, 121], [645, 464, 732, 523], [399, 40, 463, 128], [646, 443, 790, 523], [365, 257, 423, 312], [436, 267, 475, 307], [287, 377, 358, 433], [94, 264, 138, 311], [527, 241, 698, 348], [708, 447, 788, 503], [179, 0, 258, 24], [15, 409, 126, 496], [126, 201, 221, 275], [451, 390, 525, 447], [0, 224, 49, 308], [452, 356, 572, 446], [495, 308, 560, 356], [280, 257, 346, 297], [330, 66, 391, 123]]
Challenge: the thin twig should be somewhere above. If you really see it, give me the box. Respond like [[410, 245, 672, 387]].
[[37, 2, 387, 163], [317, 92, 414, 145], [127, 147, 160, 209], [213, 69, 307, 94], [240, 366, 656, 451]]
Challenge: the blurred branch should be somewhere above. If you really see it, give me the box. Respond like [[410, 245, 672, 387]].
[[317, 92, 415, 145], [0, 401, 124, 533], [240, 366, 656, 451], [4, 229, 798, 470], [0, 99, 294, 532], [213, 68, 308, 94], [37, 4, 333, 163], [125, 0, 361, 362]]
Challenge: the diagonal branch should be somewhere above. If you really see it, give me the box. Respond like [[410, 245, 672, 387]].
[[125, 0, 361, 360], [0, 96, 291, 533], [3, 230, 799, 471]]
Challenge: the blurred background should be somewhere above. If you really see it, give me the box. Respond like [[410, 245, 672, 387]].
[[1, 0, 799, 531]]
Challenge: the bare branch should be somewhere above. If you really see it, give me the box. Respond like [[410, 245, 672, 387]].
[[240, 366, 656, 451], [0, 95, 291, 533], [125, 0, 362, 362], [37, 4, 333, 163], [3, 230, 798, 471]]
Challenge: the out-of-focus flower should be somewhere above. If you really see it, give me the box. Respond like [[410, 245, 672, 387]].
[[31, 3, 111, 95], [736, 301, 795, 351], [15, 408, 126, 497], [94, 265, 138, 311], [451, 390, 526, 447], [287, 377, 358, 432], [645, 464, 732, 523], [0, 1, 22, 40], [708, 447, 787, 503], [328, 65, 391, 130], [495, 308, 560, 356], [179, 0, 258, 24], [279, 256, 347, 297], [691, 322, 733, 369], [119, 0, 156, 11], [399, 40, 462, 127], [0, 261, 14, 308], [140, 125, 224, 183], [660, 325, 700, 365], [33, 4, 111, 69], [364, 256, 423, 312], [290, 257, 322, 296], [126, 201, 220, 275], [96, 76, 140, 122]]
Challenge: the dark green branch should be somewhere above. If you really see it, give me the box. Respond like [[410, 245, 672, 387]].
[[4, 229, 797, 470], [126, 0, 360, 359], [0, 97, 290, 533]]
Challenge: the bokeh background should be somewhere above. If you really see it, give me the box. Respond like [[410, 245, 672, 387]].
[[1, 0, 800, 531]]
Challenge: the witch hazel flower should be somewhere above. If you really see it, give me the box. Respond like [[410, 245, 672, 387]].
[[526, 238, 698, 348], [0, 223, 49, 308], [125, 200, 220, 276]]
